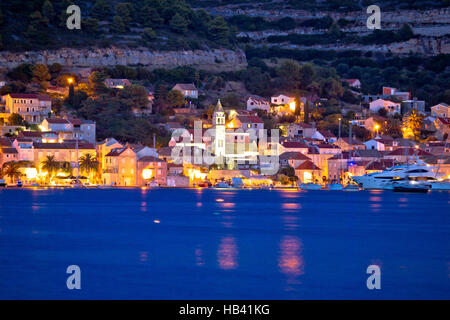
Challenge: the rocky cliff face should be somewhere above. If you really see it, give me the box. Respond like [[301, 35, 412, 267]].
[[0, 47, 248, 71]]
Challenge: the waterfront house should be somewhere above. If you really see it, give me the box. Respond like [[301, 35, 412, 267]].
[[136, 156, 168, 186], [33, 141, 96, 177], [294, 160, 321, 183], [102, 147, 137, 186]]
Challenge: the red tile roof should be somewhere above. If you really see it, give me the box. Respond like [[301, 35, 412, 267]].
[[387, 147, 432, 156], [19, 131, 43, 138], [282, 141, 309, 149], [33, 142, 95, 149], [45, 118, 71, 124], [138, 156, 165, 163], [8, 93, 51, 101], [295, 160, 320, 170], [365, 160, 395, 171], [280, 152, 311, 161]]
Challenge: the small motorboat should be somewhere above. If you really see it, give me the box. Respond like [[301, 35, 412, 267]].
[[299, 183, 322, 190], [147, 180, 159, 187], [16, 181, 23, 187], [326, 183, 343, 191], [343, 184, 360, 192], [393, 181, 430, 193], [0, 179, 7, 187], [215, 181, 231, 188], [196, 181, 210, 188], [231, 177, 244, 188], [70, 180, 85, 189]]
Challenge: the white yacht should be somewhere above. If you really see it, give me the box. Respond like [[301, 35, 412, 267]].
[[352, 162, 448, 190]]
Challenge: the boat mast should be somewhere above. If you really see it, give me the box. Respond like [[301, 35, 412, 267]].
[[76, 133, 79, 181], [338, 117, 342, 183], [435, 137, 448, 179]]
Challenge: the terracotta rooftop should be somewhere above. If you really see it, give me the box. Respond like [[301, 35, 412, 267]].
[[295, 160, 320, 170], [279, 152, 311, 161], [8, 93, 51, 101]]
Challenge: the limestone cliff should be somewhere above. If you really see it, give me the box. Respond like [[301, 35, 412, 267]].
[[0, 47, 248, 71]]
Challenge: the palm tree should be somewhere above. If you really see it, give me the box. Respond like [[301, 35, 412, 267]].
[[79, 153, 99, 182], [2, 161, 23, 183], [41, 155, 59, 181]]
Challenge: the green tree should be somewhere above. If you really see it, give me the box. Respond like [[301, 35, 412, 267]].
[[79, 153, 99, 181], [91, 0, 111, 19], [8, 113, 26, 126], [402, 110, 423, 141], [88, 71, 107, 95], [32, 64, 51, 90], [2, 161, 22, 183], [169, 13, 189, 34], [142, 28, 156, 42], [111, 15, 127, 33], [207, 17, 230, 44], [25, 11, 50, 44], [166, 90, 185, 107], [41, 0, 54, 21], [41, 155, 60, 181], [83, 18, 99, 34], [298, 63, 315, 88], [328, 22, 342, 39], [396, 23, 414, 41], [140, 5, 163, 27], [115, 2, 134, 25]]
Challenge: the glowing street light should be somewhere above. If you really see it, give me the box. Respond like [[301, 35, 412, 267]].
[[67, 77, 74, 85], [142, 169, 153, 180], [289, 101, 296, 112]]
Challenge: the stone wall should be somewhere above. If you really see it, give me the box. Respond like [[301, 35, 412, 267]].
[[0, 47, 248, 71]]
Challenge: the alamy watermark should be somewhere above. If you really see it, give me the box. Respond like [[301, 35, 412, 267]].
[[66, 265, 81, 290], [366, 265, 381, 290]]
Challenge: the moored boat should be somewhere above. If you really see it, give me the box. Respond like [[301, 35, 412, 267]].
[[343, 184, 360, 192], [299, 183, 322, 190], [215, 181, 231, 188], [326, 183, 343, 191]]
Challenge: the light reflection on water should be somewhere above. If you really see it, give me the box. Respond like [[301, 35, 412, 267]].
[[217, 236, 239, 270], [0, 188, 448, 299]]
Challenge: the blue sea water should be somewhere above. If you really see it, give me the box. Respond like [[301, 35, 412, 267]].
[[0, 188, 448, 300]]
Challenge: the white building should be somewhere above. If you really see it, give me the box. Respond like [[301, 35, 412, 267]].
[[247, 96, 270, 112], [172, 83, 198, 99], [271, 94, 295, 106], [369, 98, 401, 115]]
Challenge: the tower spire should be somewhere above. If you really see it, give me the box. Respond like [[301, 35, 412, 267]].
[[216, 99, 223, 112]]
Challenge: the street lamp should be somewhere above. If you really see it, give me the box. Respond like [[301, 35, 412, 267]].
[[374, 124, 380, 137]]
